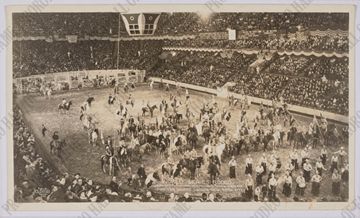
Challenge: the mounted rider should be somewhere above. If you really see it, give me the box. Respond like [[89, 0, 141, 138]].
[[61, 98, 67, 108], [105, 144, 114, 158]]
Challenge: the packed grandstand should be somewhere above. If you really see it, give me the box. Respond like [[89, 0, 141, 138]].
[[13, 12, 349, 203]]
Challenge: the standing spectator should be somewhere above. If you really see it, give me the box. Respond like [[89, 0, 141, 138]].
[[341, 161, 349, 183], [245, 154, 253, 175], [295, 172, 306, 197], [245, 174, 254, 201], [109, 176, 119, 193], [208, 159, 220, 185], [137, 164, 146, 187], [332, 169, 341, 196], [315, 157, 326, 176], [228, 156, 237, 179], [282, 171, 292, 197], [254, 186, 261, 201], [268, 173, 278, 201], [330, 155, 339, 173], [303, 159, 312, 182], [320, 146, 328, 166], [255, 163, 264, 186], [311, 171, 322, 197]]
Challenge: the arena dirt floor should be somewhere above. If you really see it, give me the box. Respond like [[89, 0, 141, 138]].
[[15, 85, 349, 201]]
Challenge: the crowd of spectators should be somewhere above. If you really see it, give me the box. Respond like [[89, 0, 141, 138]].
[[203, 12, 348, 32], [13, 13, 121, 37], [149, 51, 257, 89], [148, 50, 348, 115], [13, 40, 163, 78], [155, 12, 348, 35], [164, 34, 349, 53], [13, 12, 348, 37]]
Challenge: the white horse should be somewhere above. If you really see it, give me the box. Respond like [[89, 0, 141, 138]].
[[89, 129, 99, 146], [202, 142, 226, 164], [212, 112, 223, 124], [195, 122, 203, 136]]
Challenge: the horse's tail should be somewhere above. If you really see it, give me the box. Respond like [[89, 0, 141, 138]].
[[109, 157, 113, 176], [100, 155, 105, 170], [161, 164, 166, 175]]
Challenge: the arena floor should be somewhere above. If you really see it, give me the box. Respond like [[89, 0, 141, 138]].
[[15, 85, 349, 201]]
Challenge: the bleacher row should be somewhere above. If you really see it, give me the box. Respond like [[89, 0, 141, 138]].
[[13, 12, 348, 37]]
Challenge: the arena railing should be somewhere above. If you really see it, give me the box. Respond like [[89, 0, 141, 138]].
[[150, 77, 348, 124]]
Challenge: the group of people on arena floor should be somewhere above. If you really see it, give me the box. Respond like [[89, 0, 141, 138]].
[[71, 82, 348, 201], [13, 78, 349, 202]]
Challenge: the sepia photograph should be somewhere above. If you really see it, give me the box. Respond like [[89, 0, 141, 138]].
[[2, 2, 358, 215]]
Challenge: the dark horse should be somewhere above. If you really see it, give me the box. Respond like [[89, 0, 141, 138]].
[[87, 97, 95, 107], [182, 157, 204, 179], [142, 105, 157, 117], [58, 101, 72, 113], [50, 139, 66, 159]]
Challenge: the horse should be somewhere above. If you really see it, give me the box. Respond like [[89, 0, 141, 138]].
[[89, 128, 100, 146], [174, 113, 183, 123], [87, 97, 95, 107], [108, 96, 116, 105], [126, 98, 134, 107], [287, 126, 297, 147], [161, 162, 176, 177], [115, 145, 128, 167], [208, 155, 221, 167], [187, 127, 198, 149], [81, 101, 91, 113], [142, 105, 158, 117], [180, 157, 204, 179], [100, 155, 121, 176], [50, 139, 66, 159], [203, 143, 225, 165], [324, 124, 341, 147], [294, 131, 307, 149], [81, 114, 92, 130], [58, 101, 72, 114], [145, 171, 161, 188], [139, 142, 153, 154]]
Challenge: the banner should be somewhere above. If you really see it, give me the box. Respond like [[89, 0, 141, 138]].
[[228, 28, 236, 40], [142, 13, 161, 35], [66, 35, 78, 43], [121, 13, 142, 35], [121, 13, 161, 35]]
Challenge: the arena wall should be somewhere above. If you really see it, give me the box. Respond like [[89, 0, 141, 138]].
[[13, 69, 146, 94], [150, 77, 348, 124]]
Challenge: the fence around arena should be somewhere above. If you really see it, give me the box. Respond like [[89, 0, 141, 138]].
[[13, 69, 146, 94], [150, 77, 348, 124]]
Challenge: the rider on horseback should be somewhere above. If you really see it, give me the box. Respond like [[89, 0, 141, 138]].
[[52, 131, 59, 141], [61, 98, 67, 108], [105, 145, 114, 158]]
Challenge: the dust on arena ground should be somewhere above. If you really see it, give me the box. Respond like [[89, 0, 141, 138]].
[[15, 85, 349, 201]]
